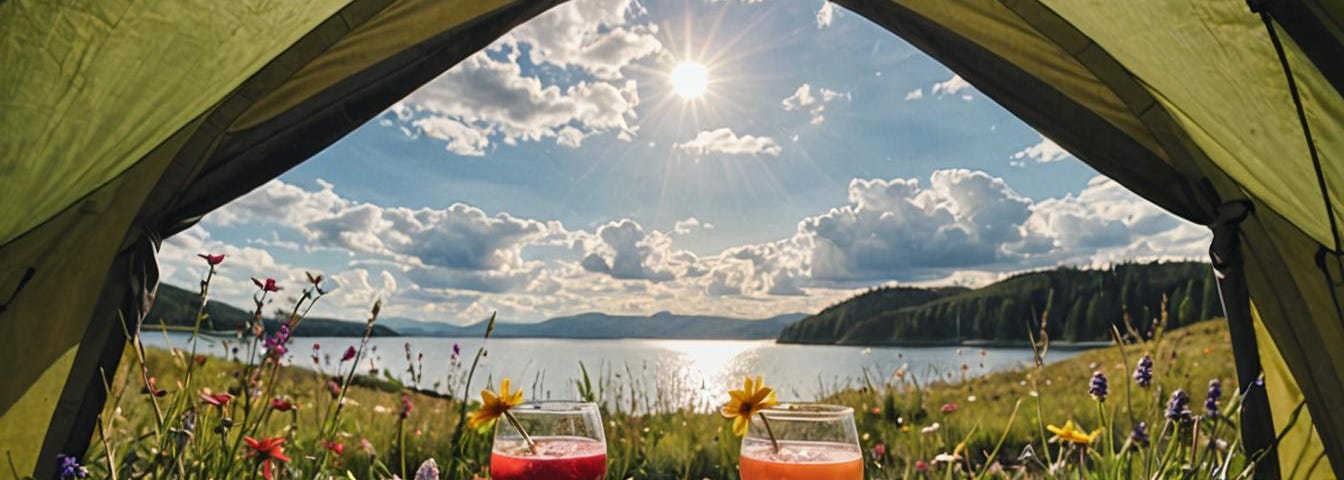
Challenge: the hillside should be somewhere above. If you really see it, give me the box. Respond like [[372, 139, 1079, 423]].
[[777, 261, 1220, 345], [384, 311, 807, 339], [146, 284, 397, 337]]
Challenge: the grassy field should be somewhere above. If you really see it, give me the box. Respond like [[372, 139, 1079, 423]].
[[77, 315, 1242, 479]]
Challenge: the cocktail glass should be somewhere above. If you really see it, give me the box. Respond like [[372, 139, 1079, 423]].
[[490, 401, 607, 480], [739, 403, 863, 480]]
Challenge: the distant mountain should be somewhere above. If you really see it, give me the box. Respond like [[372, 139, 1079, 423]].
[[146, 284, 397, 337], [384, 311, 808, 340], [777, 261, 1220, 346]]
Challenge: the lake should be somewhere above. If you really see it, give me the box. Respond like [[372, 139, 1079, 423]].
[[141, 333, 1078, 413]]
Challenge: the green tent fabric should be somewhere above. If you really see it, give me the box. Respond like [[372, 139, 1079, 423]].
[[2, 0, 1341, 477]]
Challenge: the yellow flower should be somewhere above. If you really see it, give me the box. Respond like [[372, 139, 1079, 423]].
[[721, 376, 779, 436], [1047, 420, 1103, 445], [468, 378, 525, 428]]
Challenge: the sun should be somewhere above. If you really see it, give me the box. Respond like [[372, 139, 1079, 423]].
[[670, 62, 709, 99]]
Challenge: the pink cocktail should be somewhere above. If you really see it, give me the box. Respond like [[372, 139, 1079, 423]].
[[490, 437, 607, 480]]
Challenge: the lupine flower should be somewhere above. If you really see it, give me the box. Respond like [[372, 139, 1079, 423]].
[[1047, 420, 1103, 446], [872, 443, 886, 459], [244, 436, 290, 480], [197, 253, 225, 266], [1205, 379, 1223, 418], [719, 376, 779, 436], [400, 395, 414, 419], [415, 458, 441, 480], [200, 391, 233, 407], [143, 377, 167, 397], [321, 440, 344, 455], [1133, 355, 1154, 388], [341, 346, 356, 362], [1130, 421, 1150, 447], [56, 454, 88, 479], [1166, 389, 1192, 421], [1089, 371, 1109, 401], [270, 398, 295, 412], [940, 402, 959, 414], [252, 277, 281, 293]]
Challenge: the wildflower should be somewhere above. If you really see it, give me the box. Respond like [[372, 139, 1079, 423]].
[[359, 438, 376, 456], [1166, 389, 1192, 421], [270, 398, 295, 412], [200, 391, 232, 407], [326, 379, 342, 398], [341, 346, 356, 362], [453, 343, 461, 356], [920, 422, 941, 435], [914, 460, 930, 472], [193, 354, 208, 366], [400, 395, 414, 419], [415, 458, 440, 480], [143, 377, 167, 397], [306, 271, 324, 286], [251, 277, 281, 293], [1047, 420, 1103, 446], [321, 440, 344, 455], [264, 325, 291, 358], [469, 378, 526, 428], [244, 436, 291, 480], [197, 253, 226, 266], [872, 443, 886, 459], [1089, 371, 1109, 401], [940, 402, 959, 414], [1130, 421, 1150, 447], [56, 454, 88, 479], [1205, 379, 1222, 418], [870, 407, 881, 415], [1133, 355, 1153, 388], [720, 376, 779, 436]]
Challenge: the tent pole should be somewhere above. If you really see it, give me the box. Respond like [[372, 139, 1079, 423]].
[[33, 233, 159, 479], [1209, 201, 1279, 476]]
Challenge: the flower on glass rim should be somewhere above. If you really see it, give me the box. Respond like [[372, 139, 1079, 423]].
[[252, 277, 281, 293], [56, 454, 88, 479], [200, 390, 233, 407], [244, 436, 290, 480], [197, 253, 225, 266], [720, 376, 779, 436], [1047, 420, 1103, 446], [270, 398, 295, 412], [469, 378, 525, 427]]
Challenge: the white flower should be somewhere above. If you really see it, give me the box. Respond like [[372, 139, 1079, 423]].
[[934, 453, 961, 463], [921, 422, 941, 435]]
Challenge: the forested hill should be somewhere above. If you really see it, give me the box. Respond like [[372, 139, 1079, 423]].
[[146, 284, 397, 337], [777, 261, 1220, 346]]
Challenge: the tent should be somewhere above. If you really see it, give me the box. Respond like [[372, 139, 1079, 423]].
[[1, 0, 1340, 477]]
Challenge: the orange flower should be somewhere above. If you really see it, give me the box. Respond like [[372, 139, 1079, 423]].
[[721, 376, 779, 436], [244, 436, 290, 480]]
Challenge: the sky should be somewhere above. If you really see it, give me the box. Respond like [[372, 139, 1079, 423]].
[[158, 0, 1211, 325]]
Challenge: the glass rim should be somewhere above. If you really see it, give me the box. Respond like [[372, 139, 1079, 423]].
[[758, 403, 854, 420], [511, 400, 601, 414]]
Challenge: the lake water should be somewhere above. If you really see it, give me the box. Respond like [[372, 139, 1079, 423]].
[[142, 333, 1077, 413]]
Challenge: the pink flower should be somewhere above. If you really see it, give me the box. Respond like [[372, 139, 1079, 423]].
[[327, 380, 342, 398], [270, 398, 295, 412], [200, 391, 233, 407], [197, 253, 226, 266], [341, 346, 356, 362], [251, 277, 281, 293], [915, 460, 929, 471], [321, 440, 344, 455], [399, 395, 414, 419], [872, 443, 886, 458], [940, 402, 959, 414]]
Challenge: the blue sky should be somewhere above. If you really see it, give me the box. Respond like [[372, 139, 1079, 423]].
[[160, 0, 1209, 324]]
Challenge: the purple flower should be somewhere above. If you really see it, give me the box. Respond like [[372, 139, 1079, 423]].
[[1205, 379, 1223, 418], [399, 395, 414, 419], [1166, 389, 1192, 422], [1130, 422, 1150, 447], [264, 325, 291, 358], [452, 343, 461, 356], [56, 454, 88, 479], [341, 346, 356, 362], [1133, 355, 1153, 388], [414, 458, 440, 480], [1089, 371, 1109, 401]]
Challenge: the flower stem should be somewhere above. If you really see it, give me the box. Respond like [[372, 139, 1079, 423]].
[[502, 410, 538, 454], [757, 412, 780, 454]]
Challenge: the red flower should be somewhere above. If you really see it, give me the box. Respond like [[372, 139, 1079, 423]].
[[270, 398, 295, 412], [200, 391, 233, 407], [197, 253, 226, 266], [915, 460, 930, 472], [142, 377, 167, 397], [321, 440, 345, 455], [341, 346, 356, 362], [244, 436, 291, 480], [193, 354, 208, 366], [872, 443, 886, 458], [252, 277, 281, 293], [940, 402, 959, 414]]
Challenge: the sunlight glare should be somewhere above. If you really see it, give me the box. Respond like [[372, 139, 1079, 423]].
[[670, 62, 709, 99]]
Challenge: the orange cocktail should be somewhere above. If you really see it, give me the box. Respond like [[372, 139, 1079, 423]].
[[739, 439, 863, 480]]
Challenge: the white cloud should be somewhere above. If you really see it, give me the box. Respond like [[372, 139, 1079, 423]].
[[782, 83, 850, 125], [904, 88, 923, 101], [930, 75, 973, 100], [816, 2, 835, 28], [1009, 134, 1073, 167], [414, 116, 490, 156], [673, 217, 714, 235], [675, 128, 782, 156], [507, 0, 662, 80]]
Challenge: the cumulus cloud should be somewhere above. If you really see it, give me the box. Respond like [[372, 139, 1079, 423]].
[[904, 88, 923, 101], [578, 219, 690, 282], [930, 75, 974, 100], [673, 217, 714, 235], [782, 84, 850, 125], [816, 2, 835, 28], [414, 116, 490, 156], [1009, 134, 1073, 167], [675, 128, 782, 156], [507, 0, 661, 80]]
